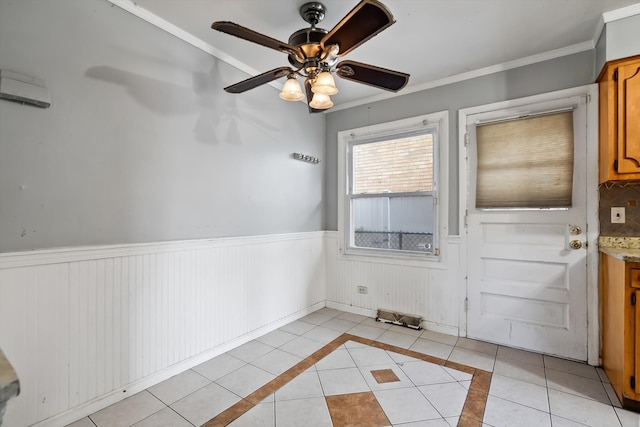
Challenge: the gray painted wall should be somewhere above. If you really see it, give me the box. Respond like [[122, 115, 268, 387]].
[[325, 51, 596, 235], [605, 14, 640, 63], [0, 0, 325, 252], [596, 14, 640, 74]]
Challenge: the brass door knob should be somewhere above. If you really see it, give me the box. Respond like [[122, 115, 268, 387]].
[[569, 240, 583, 249], [570, 226, 582, 235]]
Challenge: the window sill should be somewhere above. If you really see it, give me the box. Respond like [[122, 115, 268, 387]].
[[338, 246, 445, 269]]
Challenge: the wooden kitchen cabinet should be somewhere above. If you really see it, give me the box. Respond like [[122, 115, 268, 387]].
[[598, 55, 640, 183], [601, 253, 640, 409]]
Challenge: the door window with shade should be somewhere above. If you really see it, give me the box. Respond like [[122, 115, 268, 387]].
[[475, 110, 574, 209]]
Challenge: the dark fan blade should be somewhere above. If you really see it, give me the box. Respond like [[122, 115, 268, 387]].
[[336, 60, 409, 92], [304, 79, 324, 114], [224, 67, 293, 94], [320, 0, 394, 57], [212, 21, 302, 57]]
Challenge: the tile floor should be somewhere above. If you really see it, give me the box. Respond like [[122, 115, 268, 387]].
[[67, 308, 640, 427]]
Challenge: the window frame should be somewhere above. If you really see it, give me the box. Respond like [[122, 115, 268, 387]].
[[337, 111, 449, 264]]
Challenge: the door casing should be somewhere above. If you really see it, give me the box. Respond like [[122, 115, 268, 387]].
[[458, 85, 600, 365]]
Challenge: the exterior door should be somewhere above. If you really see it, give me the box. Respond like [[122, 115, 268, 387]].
[[465, 94, 589, 360]]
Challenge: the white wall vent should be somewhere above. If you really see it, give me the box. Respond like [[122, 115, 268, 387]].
[[0, 70, 51, 108]]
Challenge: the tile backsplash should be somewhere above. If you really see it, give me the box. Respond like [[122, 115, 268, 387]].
[[599, 182, 640, 236]]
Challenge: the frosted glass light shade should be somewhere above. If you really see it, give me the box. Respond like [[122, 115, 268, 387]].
[[309, 92, 333, 109], [279, 77, 305, 101], [311, 71, 338, 95]]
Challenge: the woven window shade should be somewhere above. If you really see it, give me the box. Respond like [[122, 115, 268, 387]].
[[476, 110, 574, 208]]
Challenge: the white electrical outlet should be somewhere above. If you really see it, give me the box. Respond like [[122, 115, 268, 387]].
[[611, 207, 626, 224], [357, 286, 368, 294]]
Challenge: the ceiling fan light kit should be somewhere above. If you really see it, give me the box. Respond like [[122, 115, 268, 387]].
[[279, 75, 306, 101], [211, 0, 409, 112]]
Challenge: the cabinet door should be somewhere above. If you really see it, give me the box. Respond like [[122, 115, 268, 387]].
[[631, 269, 640, 400], [616, 62, 640, 173]]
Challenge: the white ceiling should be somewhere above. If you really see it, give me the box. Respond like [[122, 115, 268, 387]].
[[113, 0, 640, 110]]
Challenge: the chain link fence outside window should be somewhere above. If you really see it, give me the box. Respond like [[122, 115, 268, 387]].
[[354, 231, 433, 252]]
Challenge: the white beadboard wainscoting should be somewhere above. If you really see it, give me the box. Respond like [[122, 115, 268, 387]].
[[0, 232, 327, 427], [325, 232, 463, 336]]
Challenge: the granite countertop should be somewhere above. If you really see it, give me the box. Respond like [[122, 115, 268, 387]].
[[599, 237, 640, 262]]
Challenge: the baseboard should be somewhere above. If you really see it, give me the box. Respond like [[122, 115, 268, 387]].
[[33, 302, 325, 427], [325, 301, 377, 319], [325, 301, 459, 337]]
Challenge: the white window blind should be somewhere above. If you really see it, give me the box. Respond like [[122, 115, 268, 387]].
[[475, 110, 574, 209]]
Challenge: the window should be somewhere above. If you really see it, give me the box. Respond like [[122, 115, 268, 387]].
[[339, 112, 447, 258]]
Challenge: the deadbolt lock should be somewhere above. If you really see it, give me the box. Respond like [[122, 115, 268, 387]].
[[569, 240, 583, 249], [570, 226, 582, 235]]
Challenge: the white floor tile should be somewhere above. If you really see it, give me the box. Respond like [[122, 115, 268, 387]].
[[250, 348, 302, 376], [483, 395, 552, 427], [255, 329, 298, 348], [348, 345, 396, 367], [315, 307, 343, 318], [545, 369, 610, 404], [597, 367, 611, 384], [361, 317, 392, 330], [275, 397, 333, 427], [543, 356, 600, 380], [376, 329, 419, 349], [409, 338, 454, 360], [443, 366, 473, 382], [170, 382, 241, 427], [337, 312, 368, 323], [395, 420, 451, 426], [275, 371, 324, 401], [615, 406, 640, 427], [299, 312, 333, 326], [279, 336, 326, 358], [550, 414, 593, 426], [456, 338, 498, 356], [497, 346, 544, 367], [228, 402, 275, 427], [387, 324, 424, 337], [228, 340, 275, 363], [89, 391, 165, 427], [216, 364, 276, 398], [131, 407, 192, 427], [548, 388, 621, 427], [320, 317, 358, 332], [347, 323, 385, 340], [448, 347, 495, 372], [445, 417, 460, 426], [493, 358, 546, 386], [419, 381, 469, 417], [147, 369, 210, 405], [419, 330, 459, 346], [399, 360, 457, 386], [66, 417, 96, 427], [278, 320, 316, 336], [344, 339, 370, 349], [301, 325, 343, 344], [489, 373, 549, 412], [317, 367, 370, 396], [315, 348, 356, 370], [193, 353, 246, 381], [374, 387, 441, 425], [603, 382, 622, 408]]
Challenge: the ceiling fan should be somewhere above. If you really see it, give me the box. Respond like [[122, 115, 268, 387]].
[[211, 0, 410, 112]]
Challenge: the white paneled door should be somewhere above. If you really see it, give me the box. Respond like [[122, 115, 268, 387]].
[[464, 93, 590, 361]]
